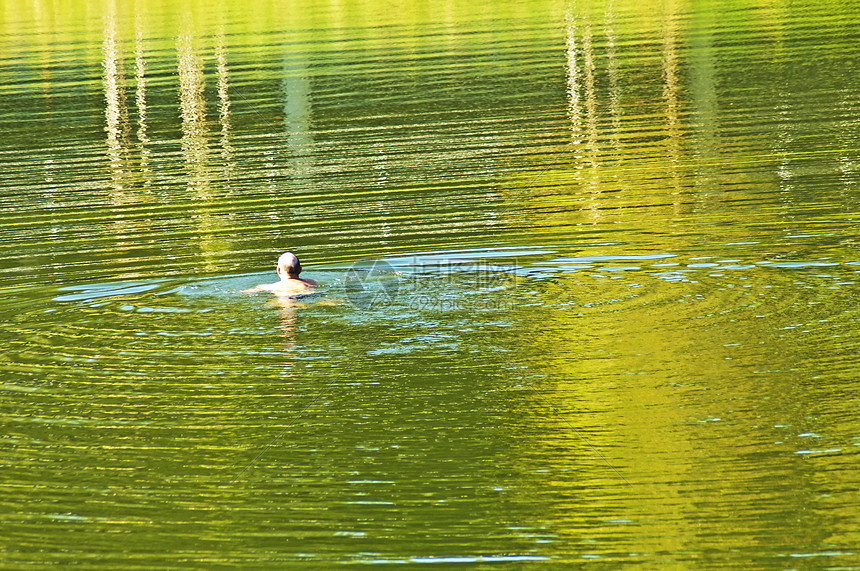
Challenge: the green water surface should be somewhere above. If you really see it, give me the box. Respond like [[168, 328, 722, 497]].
[[1, 0, 859, 567]]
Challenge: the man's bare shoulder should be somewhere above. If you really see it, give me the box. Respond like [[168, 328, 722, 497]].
[[243, 278, 317, 297]]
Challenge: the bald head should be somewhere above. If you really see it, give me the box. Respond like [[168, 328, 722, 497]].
[[277, 252, 302, 278]]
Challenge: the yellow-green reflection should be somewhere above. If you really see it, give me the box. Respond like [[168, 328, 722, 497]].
[[603, 2, 622, 162], [177, 14, 210, 192], [134, 11, 152, 184], [661, 0, 682, 201], [216, 28, 235, 179], [103, 9, 130, 191]]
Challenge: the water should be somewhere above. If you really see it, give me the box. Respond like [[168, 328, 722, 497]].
[[2, 0, 859, 567]]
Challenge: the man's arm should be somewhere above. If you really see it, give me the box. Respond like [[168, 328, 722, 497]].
[[241, 283, 272, 294]]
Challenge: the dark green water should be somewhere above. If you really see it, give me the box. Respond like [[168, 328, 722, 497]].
[[2, 0, 860, 567]]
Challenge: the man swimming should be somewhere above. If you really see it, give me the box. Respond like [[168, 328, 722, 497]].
[[243, 252, 318, 297]]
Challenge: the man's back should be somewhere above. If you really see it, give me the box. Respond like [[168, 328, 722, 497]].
[[267, 277, 317, 297], [246, 277, 317, 297]]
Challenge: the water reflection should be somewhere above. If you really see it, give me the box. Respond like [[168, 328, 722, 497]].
[[101, 9, 237, 191], [177, 16, 211, 192], [135, 13, 152, 185], [283, 55, 313, 180], [273, 297, 301, 391], [565, 8, 602, 219], [603, 3, 622, 162], [768, 3, 798, 195], [580, 19, 598, 170], [661, 0, 683, 202], [565, 10, 581, 145], [689, 5, 719, 188], [216, 28, 235, 180], [102, 10, 131, 192], [32, 0, 51, 97], [565, 9, 598, 155]]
